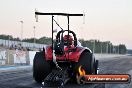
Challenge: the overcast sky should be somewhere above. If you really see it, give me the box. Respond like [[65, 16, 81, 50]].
[[0, 0, 132, 49]]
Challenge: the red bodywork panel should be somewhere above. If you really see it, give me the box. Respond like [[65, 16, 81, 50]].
[[44, 45, 91, 62]]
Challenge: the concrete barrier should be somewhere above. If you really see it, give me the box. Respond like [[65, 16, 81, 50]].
[[0, 48, 127, 66], [0, 49, 38, 66]]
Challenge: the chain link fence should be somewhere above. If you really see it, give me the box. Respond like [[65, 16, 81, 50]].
[[0, 39, 46, 50]]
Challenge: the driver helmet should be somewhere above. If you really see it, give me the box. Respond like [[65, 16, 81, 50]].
[[63, 35, 73, 45]]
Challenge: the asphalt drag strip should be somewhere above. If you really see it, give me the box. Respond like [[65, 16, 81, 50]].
[[0, 55, 132, 88]]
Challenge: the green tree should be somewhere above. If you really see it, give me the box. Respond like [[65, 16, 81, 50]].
[[119, 44, 127, 54]]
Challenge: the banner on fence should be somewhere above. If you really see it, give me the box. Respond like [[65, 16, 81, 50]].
[[14, 49, 26, 64], [0, 50, 6, 60], [0, 50, 6, 65]]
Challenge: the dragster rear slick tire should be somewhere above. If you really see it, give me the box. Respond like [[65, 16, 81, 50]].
[[74, 52, 94, 84], [33, 52, 52, 83]]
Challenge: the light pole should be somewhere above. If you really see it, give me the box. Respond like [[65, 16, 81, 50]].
[[33, 26, 36, 48], [20, 21, 23, 46]]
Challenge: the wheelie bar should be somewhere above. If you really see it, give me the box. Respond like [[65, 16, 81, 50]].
[[42, 69, 70, 88]]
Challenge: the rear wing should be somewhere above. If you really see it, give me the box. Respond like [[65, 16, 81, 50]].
[[35, 12, 83, 16], [35, 11, 84, 56], [35, 12, 84, 22]]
